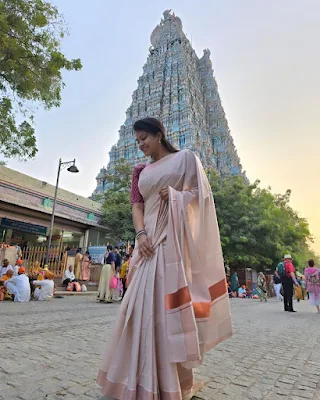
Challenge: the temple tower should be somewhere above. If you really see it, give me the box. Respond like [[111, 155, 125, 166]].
[[93, 10, 243, 196]]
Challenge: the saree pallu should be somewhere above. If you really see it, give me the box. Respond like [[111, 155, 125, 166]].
[[97, 150, 232, 399]]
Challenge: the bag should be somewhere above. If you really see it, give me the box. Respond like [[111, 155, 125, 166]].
[[110, 276, 118, 289], [81, 284, 87, 292], [74, 282, 81, 292], [66, 282, 74, 292], [277, 262, 287, 278], [295, 285, 303, 300]]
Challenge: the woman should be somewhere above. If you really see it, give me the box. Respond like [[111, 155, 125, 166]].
[[273, 270, 282, 301], [97, 117, 232, 400], [231, 271, 239, 296], [74, 250, 83, 280], [97, 246, 116, 303], [81, 251, 91, 281], [257, 272, 267, 302], [304, 259, 320, 313]]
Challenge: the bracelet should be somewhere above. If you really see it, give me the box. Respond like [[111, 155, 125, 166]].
[[136, 230, 147, 240]]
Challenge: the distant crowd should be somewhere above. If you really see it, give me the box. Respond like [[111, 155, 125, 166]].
[[228, 255, 320, 313]]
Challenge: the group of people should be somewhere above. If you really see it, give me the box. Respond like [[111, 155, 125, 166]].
[[0, 258, 55, 302], [96, 245, 133, 303], [277, 255, 320, 313], [228, 255, 320, 314]]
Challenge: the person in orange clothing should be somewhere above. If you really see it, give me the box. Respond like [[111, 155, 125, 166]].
[[13, 259, 24, 276], [0, 269, 14, 300]]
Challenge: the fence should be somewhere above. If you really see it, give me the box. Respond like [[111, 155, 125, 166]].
[[21, 245, 68, 278]]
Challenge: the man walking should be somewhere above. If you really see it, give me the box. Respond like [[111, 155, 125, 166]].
[[277, 254, 299, 312]]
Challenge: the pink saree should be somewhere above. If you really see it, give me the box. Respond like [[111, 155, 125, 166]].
[[97, 150, 232, 399]]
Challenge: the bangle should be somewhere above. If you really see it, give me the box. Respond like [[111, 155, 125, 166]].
[[136, 230, 147, 240]]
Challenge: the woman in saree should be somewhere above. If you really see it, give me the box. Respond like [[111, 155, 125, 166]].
[[231, 272, 239, 296], [97, 117, 232, 400], [97, 246, 116, 303], [304, 259, 320, 313], [257, 272, 267, 302], [81, 251, 91, 281], [74, 250, 83, 280]]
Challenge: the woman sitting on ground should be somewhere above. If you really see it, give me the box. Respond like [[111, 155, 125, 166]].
[[33, 270, 55, 301], [62, 265, 77, 287]]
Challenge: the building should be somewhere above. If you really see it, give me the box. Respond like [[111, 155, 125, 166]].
[[0, 165, 108, 251], [93, 10, 244, 196]]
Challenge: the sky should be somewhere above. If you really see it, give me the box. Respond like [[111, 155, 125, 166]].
[[2, 0, 320, 253]]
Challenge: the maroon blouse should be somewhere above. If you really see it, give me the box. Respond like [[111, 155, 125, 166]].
[[130, 164, 146, 204]]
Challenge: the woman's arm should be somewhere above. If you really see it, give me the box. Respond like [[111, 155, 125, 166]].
[[132, 203, 145, 233], [111, 261, 115, 273], [132, 203, 153, 258]]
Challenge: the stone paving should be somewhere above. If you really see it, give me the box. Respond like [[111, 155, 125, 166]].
[[0, 296, 319, 400]]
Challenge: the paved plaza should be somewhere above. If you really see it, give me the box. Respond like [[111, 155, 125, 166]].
[[0, 296, 319, 400]]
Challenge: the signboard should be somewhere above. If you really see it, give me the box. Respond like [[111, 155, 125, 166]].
[[88, 246, 107, 264], [67, 248, 79, 257], [0, 218, 47, 236]]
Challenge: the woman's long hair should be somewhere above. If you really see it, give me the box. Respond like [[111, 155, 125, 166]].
[[133, 117, 179, 154]]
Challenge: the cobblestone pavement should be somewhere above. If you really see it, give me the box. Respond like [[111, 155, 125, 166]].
[[1, 296, 319, 400]]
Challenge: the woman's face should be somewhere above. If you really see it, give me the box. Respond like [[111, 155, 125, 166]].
[[135, 130, 161, 157]]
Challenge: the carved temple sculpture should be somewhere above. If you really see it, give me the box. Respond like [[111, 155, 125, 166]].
[[93, 10, 245, 196]]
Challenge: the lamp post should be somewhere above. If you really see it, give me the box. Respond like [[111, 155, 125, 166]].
[[45, 158, 79, 265]]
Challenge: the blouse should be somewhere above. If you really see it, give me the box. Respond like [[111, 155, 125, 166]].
[[130, 164, 146, 204]]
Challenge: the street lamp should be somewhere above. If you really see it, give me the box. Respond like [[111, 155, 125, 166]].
[[45, 158, 79, 265]]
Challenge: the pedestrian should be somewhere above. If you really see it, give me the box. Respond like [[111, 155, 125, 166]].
[[304, 259, 320, 313], [273, 270, 282, 301], [114, 246, 122, 273], [119, 254, 130, 298], [74, 249, 83, 280], [97, 246, 116, 303], [277, 254, 299, 312], [81, 251, 91, 281], [231, 271, 239, 296], [97, 117, 232, 400], [257, 272, 267, 302]]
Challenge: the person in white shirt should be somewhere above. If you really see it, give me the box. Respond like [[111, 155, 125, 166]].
[[13, 259, 24, 276], [0, 259, 13, 277], [238, 285, 247, 298], [62, 265, 77, 287], [33, 270, 55, 301], [5, 267, 30, 302]]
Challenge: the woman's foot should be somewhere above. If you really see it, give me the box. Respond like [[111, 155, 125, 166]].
[[182, 381, 204, 400]]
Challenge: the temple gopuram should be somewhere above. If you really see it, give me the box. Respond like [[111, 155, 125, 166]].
[[93, 10, 244, 196]]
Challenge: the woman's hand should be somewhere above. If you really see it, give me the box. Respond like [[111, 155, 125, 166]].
[[138, 234, 154, 259], [159, 187, 169, 202]]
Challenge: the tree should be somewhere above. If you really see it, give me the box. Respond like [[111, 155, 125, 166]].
[[99, 160, 135, 243], [0, 0, 82, 160], [207, 171, 314, 271]]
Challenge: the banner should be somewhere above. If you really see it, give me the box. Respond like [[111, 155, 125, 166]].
[[88, 246, 107, 264]]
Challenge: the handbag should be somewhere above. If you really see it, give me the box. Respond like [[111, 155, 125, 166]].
[[110, 276, 118, 289]]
